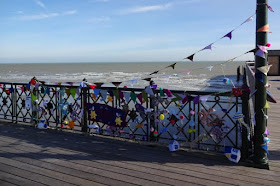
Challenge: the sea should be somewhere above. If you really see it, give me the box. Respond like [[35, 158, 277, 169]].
[[0, 61, 245, 92]]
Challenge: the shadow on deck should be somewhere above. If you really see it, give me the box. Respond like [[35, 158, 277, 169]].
[[0, 119, 280, 186]]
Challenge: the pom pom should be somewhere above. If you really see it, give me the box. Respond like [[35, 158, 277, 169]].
[[190, 110, 195, 115], [223, 78, 230, 84], [267, 43, 271, 47], [170, 120, 176, 125], [180, 115, 184, 120], [159, 114, 165, 120], [153, 131, 159, 137]]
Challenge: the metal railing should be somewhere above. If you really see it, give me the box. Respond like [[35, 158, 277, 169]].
[[0, 81, 247, 152]]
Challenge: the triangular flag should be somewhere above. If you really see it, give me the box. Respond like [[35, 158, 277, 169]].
[[60, 89, 65, 98], [193, 95, 200, 104], [223, 31, 233, 40], [242, 16, 253, 25], [184, 70, 191, 75], [163, 89, 172, 97], [123, 92, 131, 103], [119, 90, 124, 100], [94, 82, 103, 88], [167, 63, 176, 69], [261, 143, 269, 155], [130, 92, 137, 103], [258, 45, 268, 53], [20, 86, 24, 92], [113, 90, 119, 100], [264, 128, 270, 135], [66, 82, 74, 86], [31, 93, 37, 103], [267, 4, 274, 12], [137, 93, 143, 103], [255, 72, 264, 83], [203, 66, 214, 71], [185, 54, 195, 62], [245, 48, 258, 54], [45, 87, 50, 95], [142, 77, 152, 82], [171, 93, 182, 102], [257, 24, 272, 33], [145, 86, 154, 96], [88, 84, 97, 89], [142, 91, 148, 102], [255, 49, 266, 59], [100, 90, 108, 101], [264, 101, 270, 109], [76, 88, 81, 97], [257, 65, 272, 76], [35, 83, 40, 90], [65, 88, 71, 97], [112, 82, 122, 88], [108, 90, 114, 97], [93, 88, 100, 98], [79, 81, 87, 89], [160, 88, 165, 97], [201, 43, 213, 51], [149, 71, 159, 75], [200, 95, 210, 102], [70, 88, 76, 99]]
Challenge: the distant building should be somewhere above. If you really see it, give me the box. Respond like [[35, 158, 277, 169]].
[[268, 50, 280, 75]]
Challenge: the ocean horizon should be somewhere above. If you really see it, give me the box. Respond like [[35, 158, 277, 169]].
[[0, 61, 245, 91]]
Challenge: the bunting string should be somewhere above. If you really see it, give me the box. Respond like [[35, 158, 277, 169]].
[[184, 13, 256, 62]]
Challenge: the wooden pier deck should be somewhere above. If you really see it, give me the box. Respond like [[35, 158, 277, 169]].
[[0, 77, 280, 185]]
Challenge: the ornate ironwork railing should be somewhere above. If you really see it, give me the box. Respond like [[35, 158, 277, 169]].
[[0, 81, 248, 153]]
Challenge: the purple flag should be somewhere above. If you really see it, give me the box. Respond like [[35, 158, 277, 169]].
[[255, 49, 266, 59], [264, 128, 270, 135], [202, 43, 213, 51], [223, 31, 232, 40], [163, 89, 172, 97], [267, 4, 274, 12], [193, 95, 200, 104]]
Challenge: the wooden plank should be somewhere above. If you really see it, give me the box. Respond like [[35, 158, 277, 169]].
[[0, 156, 104, 186], [0, 134, 278, 186], [0, 171, 38, 186], [0, 165, 48, 186], [0, 142, 200, 186]]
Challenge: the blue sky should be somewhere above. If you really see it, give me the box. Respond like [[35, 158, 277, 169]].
[[0, 0, 279, 63]]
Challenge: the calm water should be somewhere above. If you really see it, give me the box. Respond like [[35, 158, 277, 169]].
[[0, 61, 244, 91]]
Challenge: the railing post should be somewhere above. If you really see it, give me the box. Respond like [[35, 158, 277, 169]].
[[81, 87, 88, 135], [252, 0, 269, 169], [149, 81, 157, 142], [12, 83, 16, 123], [241, 82, 250, 160]]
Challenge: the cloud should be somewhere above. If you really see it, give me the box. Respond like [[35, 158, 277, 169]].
[[63, 10, 77, 15], [19, 13, 59, 20], [34, 0, 47, 9], [18, 10, 77, 20], [88, 16, 110, 23], [120, 3, 172, 14]]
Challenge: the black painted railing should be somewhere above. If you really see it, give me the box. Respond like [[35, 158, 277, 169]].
[[0, 80, 249, 153]]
